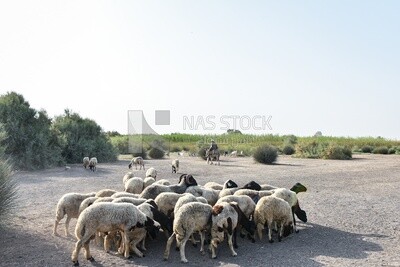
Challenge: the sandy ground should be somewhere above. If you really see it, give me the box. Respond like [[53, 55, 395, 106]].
[[1, 154, 400, 267]]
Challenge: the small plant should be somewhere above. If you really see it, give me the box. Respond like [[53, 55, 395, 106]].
[[282, 145, 295, 155], [148, 147, 165, 159], [253, 145, 278, 164], [361, 146, 374, 153], [324, 145, 352, 160], [372, 146, 389, 154]]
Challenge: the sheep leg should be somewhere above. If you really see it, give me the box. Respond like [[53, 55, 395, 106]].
[[104, 233, 112, 253], [278, 222, 283, 242], [122, 231, 131, 258], [190, 233, 198, 247], [72, 231, 92, 266], [139, 237, 146, 251], [199, 231, 206, 255], [256, 223, 264, 240], [179, 236, 190, 263], [292, 211, 299, 233], [53, 219, 60, 236], [65, 216, 71, 236], [163, 232, 175, 260], [267, 221, 274, 243], [83, 240, 94, 261], [130, 240, 144, 258], [233, 228, 238, 249], [227, 233, 237, 257]]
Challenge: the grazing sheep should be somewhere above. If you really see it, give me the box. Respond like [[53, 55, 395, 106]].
[[95, 189, 118, 198], [82, 157, 90, 169], [210, 202, 239, 258], [185, 185, 220, 206], [143, 177, 156, 189], [172, 159, 179, 173], [163, 202, 213, 263], [254, 195, 294, 243], [93, 197, 114, 203], [153, 179, 171, 186], [71, 202, 159, 266], [53, 192, 96, 237], [145, 167, 157, 179], [122, 172, 135, 185], [219, 188, 241, 198], [290, 182, 308, 194], [154, 192, 190, 218], [139, 174, 197, 200], [230, 151, 238, 157], [78, 197, 98, 214], [89, 157, 97, 172], [124, 177, 145, 194], [128, 156, 145, 170], [112, 197, 147, 206], [173, 194, 208, 218], [271, 188, 308, 233], [111, 192, 140, 198], [233, 188, 274, 203], [204, 179, 238, 190]]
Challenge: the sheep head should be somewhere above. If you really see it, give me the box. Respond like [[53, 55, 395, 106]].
[[224, 179, 238, 189], [242, 181, 261, 191]]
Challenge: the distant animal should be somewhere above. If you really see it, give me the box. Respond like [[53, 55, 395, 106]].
[[206, 148, 220, 165], [128, 157, 145, 170]]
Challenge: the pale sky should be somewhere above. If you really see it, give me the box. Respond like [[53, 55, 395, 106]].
[[1, 1, 399, 139]]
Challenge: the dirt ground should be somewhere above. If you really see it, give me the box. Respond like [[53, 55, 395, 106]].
[[1, 154, 400, 267]]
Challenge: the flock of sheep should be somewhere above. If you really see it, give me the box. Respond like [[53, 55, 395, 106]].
[[53, 156, 308, 266]]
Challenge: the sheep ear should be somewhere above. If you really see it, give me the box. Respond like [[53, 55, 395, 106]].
[[146, 199, 158, 209], [212, 205, 224, 216], [186, 175, 197, 186]]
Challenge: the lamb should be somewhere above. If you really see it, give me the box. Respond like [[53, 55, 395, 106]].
[[95, 189, 118, 197], [254, 195, 294, 243], [163, 202, 213, 263], [128, 156, 145, 170], [204, 179, 238, 190], [145, 167, 157, 179], [210, 202, 239, 258], [89, 157, 97, 172], [124, 177, 145, 194], [71, 202, 159, 266], [82, 157, 90, 169], [53, 192, 96, 237], [139, 174, 197, 200], [171, 159, 179, 173]]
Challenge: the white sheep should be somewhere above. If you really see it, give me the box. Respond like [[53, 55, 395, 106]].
[[254, 195, 294, 243], [89, 157, 97, 172], [124, 177, 145, 194], [185, 185, 220, 206], [204, 179, 238, 190], [210, 202, 239, 258], [143, 177, 156, 189], [82, 157, 90, 169], [71, 202, 159, 266], [122, 172, 135, 185], [53, 192, 96, 237], [128, 156, 145, 170], [112, 197, 147, 206], [139, 174, 197, 200], [171, 159, 179, 173], [145, 167, 157, 179], [78, 197, 98, 214], [154, 192, 190, 218], [95, 189, 118, 198], [111, 192, 140, 198], [153, 179, 171, 186], [163, 202, 213, 263]]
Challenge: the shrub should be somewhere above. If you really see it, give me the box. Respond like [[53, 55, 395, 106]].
[[170, 146, 181, 153], [253, 145, 278, 164], [283, 135, 298, 145], [361, 146, 374, 153], [198, 146, 208, 160], [282, 145, 295, 155], [111, 136, 130, 154], [0, 92, 64, 170], [324, 145, 352, 160], [148, 147, 165, 159], [295, 141, 326, 159], [53, 109, 118, 163], [388, 147, 396, 154], [372, 146, 389, 154]]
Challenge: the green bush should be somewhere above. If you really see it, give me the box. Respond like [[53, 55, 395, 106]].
[[372, 146, 389, 154], [295, 141, 326, 159], [388, 147, 396, 154], [282, 145, 295, 155], [0, 92, 64, 170], [0, 158, 17, 229], [170, 146, 181, 153], [53, 110, 118, 163], [324, 145, 352, 160], [253, 145, 278, 164], [148, 147, 165, 159], [361, 146, 374, 153]]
